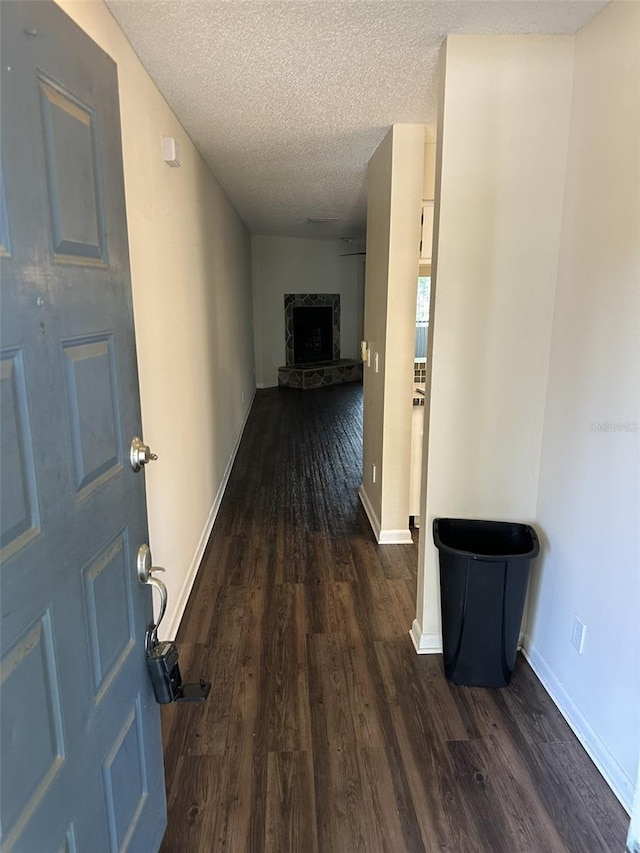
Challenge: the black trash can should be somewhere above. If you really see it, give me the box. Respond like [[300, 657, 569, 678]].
[[433, 517, 539, 688]]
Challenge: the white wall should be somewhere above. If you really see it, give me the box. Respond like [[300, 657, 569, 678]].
[[413, 35, 574, 652], [251, 236, 364, 388], [58, 0, 256, 637], [525, 0, 639, 810], [360, 125, 424, 543]]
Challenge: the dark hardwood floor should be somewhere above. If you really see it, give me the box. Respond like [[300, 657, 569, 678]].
[[160, 384, 628, 852]]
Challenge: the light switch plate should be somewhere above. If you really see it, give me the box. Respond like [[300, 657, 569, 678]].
[[162, 136, 181, 167], [571, 616, 586, 654]]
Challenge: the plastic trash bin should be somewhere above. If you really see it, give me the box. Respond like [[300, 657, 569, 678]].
[[433, 517, 539, 688]]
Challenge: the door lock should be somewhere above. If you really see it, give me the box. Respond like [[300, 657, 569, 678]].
[[136, 542, 164, 584], [130, 436, 158, 472], [136, 543, 167, 648], [136, 544, 211, 705]]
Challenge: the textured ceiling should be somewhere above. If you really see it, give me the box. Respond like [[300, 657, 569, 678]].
[[106, 0, 607, 239]]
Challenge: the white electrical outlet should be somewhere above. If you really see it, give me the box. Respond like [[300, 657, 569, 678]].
[[374, 352, 379, 373], [372, 463, 376, 484], [571, 616, 586, 654]]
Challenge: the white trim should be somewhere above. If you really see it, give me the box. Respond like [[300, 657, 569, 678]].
[[522, 639, 634, 814], [358, 486, 413, 544], [628, 767, 640, 853], [379, 528, 413, 544], [409, 619, 442, 654], [358, 485, 381, 542], [256, 382, 274, 389], [164, 390, 256, 639]]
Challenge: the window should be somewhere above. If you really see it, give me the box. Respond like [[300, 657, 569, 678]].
[[415, 276, 430, 359]]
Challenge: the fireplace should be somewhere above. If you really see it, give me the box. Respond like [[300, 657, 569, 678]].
[[284, 293, 340, 366], [293, 306, 333, 364], [280, 293, 361, 388]]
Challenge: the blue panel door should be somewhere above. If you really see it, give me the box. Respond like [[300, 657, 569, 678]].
[[0, 3, 166, 850]]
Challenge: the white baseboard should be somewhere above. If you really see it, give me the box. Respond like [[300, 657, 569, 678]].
[[409, 625, 522, 655], [628, 778, 640, 853], [379, 528, 413, 544], [164, 390, 256, 639], [409, 619, 442, 654], [358, 486, 413, 544], [358, 485, 381, 542], [522, 639, 634, 814]]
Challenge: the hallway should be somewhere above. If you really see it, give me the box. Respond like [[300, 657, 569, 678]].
[[159, 385, 627, 852]]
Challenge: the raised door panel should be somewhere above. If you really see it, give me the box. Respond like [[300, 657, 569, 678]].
[[102, 701, 149, 852], [0, 348, 41, 560], [62, 334, 122, 499], [39, 76, 106, 265], [82, 531, 135, 702], [0, 610, 65, 849]]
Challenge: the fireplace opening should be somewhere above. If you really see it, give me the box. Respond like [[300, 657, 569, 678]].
[[293, 306, 333, 364]]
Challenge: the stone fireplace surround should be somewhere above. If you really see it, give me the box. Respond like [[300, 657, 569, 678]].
[[278, 293, 362, 389], [284, 293, 340, 365]]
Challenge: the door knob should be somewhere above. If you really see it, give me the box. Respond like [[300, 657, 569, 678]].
[[137, 543, 166, 583], [137, 544, 167, 646], [130, 436, 158, 472]]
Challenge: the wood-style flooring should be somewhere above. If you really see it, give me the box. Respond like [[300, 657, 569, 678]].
[[160, 384, 628, 852]]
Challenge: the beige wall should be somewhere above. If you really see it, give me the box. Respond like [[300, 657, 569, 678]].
[[422, 124, 437, 201], [57, 1, 255, 637], [360, 131, 392, 536], [360, 125, 424, 542], [526, 1, 639, 809], [251, 236, 365, 388], [415, 11, 639, 810], [413, 36, 574, 650]]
